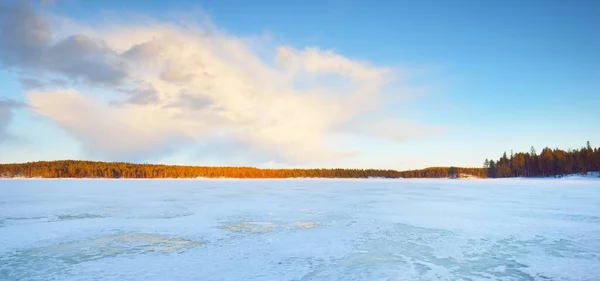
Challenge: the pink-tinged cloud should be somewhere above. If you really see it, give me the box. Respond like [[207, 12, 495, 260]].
[[1, 1, 439, 164]]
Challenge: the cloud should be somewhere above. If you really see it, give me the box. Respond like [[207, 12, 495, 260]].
[[3, 1, 436, 164], [28, 89, 185, 160], [20, 77, 68, 90], [0, 98, 27, 142], [276, 46, 389, 82], [0, 1, 126, 86], [20, 78, 46, 90], [112, 84, 159, 105]]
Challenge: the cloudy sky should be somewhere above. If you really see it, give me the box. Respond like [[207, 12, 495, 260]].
[[0, 0, 598, 169]]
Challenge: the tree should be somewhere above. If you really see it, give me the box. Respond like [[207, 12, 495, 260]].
[[448, 167, 459, 179], [488, 160, 496, 178], [512, 153, 526, 177]]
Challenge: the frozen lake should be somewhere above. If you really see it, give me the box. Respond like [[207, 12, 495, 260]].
[[1, 178, 599, 280]]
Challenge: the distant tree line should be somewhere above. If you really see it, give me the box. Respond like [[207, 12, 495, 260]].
[[399, 167, 488, 178], [483, 141, 600, 178], [0, 161, 402, 179], [0, 142, 597, 179]]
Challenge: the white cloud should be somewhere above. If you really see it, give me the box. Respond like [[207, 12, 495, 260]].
[[276, 46, 389, 82], [1, 1, 437, 164], [28, 89, 185, 159]]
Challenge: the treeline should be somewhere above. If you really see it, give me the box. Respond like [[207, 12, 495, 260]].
[[399, 167, 487, 178], [484, 141, 600, 178], [0, 142, 597, 179], [0, 160, 403, 179]]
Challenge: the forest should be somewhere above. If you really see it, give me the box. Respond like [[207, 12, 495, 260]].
[[0, 142, 598, 179], [483, 141, 599, 178]]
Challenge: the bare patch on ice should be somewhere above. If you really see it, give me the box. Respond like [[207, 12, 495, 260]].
[[218, 222, 276, 233], [0, 233, 202, 280], [23, 233, 201, 260], [15, 233, 198, 260], [1, 207, 195, 228], [218, 220, 320, 234], [292, 221, 318, 229], [57, 213, 105, 221], [2, 213, 106, 227]]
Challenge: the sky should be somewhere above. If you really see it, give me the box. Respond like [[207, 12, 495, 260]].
[[0, 0, 598, 170]]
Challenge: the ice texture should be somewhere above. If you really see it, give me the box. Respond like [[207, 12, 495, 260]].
[[1, 178, 599, 280]]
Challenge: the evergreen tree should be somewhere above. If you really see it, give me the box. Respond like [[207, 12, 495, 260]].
[[448, 167, 459, 178], [488, 160, 496, 178]]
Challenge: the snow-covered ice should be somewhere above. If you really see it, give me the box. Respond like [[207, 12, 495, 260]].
[[1, 178, 599, 280]]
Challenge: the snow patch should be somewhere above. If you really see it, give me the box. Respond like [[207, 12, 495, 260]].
[[219, 222, 276, 233], [293, 221, 318, 229]]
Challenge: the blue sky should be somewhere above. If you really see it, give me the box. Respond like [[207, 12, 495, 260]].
[[0, 0, 598, 170]]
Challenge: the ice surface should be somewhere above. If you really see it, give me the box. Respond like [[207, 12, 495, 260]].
[[1, 178, 599, 280]]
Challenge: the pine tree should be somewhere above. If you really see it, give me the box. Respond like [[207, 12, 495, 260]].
[[488, 160, 496, 178], [448, 167, 459, 179]]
